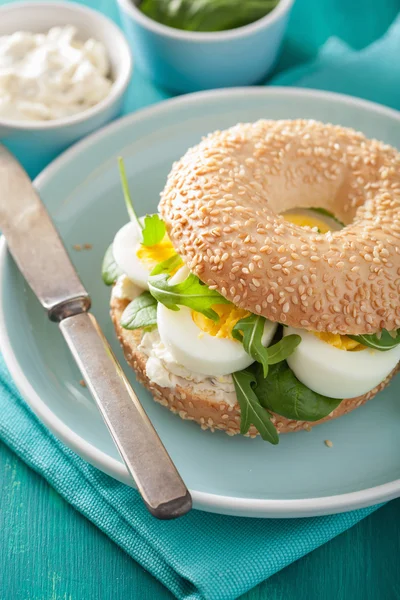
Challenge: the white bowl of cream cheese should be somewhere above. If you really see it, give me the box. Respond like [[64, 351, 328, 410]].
[[0, 1, 132, 176]]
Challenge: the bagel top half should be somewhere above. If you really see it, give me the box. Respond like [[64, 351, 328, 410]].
[[159, 119, 400, 335]]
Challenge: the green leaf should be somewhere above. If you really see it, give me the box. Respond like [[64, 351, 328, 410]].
[[232, 315, 269, 377], [120, 292, 158, 331], [232, 316, 301, 377], [349, 329, 400, 351], [148, 272, 230, 321], [309, 207, 345, 228], [254, 362, 342, 422], [139, 0, 279, 32], [266, 335, 302, 364], [141, 214, 166, 247], [232, 370, 279, 444], [102, 244, 123, 286], [150, 253, 183, 276], [118, 157, 143, 231]]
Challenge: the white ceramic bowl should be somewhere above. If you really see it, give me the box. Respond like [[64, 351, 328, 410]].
[[0, 1, 133, 176], [117, 0, 294, 93]]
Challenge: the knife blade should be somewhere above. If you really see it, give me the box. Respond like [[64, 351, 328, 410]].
[[0, 145, 192, 519]]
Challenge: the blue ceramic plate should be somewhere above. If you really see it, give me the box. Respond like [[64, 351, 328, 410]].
[[1, 88, 399, 518]]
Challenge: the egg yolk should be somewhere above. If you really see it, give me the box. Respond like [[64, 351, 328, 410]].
[[314, 332, 365, 351], [283, 212, 331, 234], [192, 305, 250, 340], [136, 234, 176, 267]]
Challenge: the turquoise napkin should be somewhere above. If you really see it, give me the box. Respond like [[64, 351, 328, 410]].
[[0, 1, 399, 599], [273, 14, 400, 110], [0, 360, 382, 600]]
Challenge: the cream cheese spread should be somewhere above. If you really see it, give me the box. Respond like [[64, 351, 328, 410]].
[[139, 330, 237, 407], [0, 26, 112, 121]]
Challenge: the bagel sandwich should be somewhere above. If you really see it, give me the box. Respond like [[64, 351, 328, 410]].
[[102, 120, 400, 444]]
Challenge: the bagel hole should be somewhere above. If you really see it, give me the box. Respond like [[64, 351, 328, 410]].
[[281, 208, 344, 233]]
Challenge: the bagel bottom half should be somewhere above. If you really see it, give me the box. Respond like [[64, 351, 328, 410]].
[[111, 297, 398, 437]]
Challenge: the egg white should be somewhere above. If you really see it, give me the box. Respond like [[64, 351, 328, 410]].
[[262, 320, 278, 347], [157, 303, 255, 377], [169, 265, 190, 285], [156, 266, 279, 377], [112, 221, 150, 290], [284, 326, 400, 399]]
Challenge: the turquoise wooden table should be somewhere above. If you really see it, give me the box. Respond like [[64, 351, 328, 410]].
[[1, 0, 400, 598]]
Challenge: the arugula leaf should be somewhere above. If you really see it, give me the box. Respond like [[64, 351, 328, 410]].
[[349, 329, 400, 352], [142, 214, 166, 247], [267, 335, 302, 364], [140, 0, 279, 33], [232, 370, 279, 444], [148, 272, 230, 321], [150, 253, 183, 276], [120, 292, 157, 331], [309, 207, 345, 228], [254, 362, 342, 422], [232, 315, 301, 377], [232, 315, 268, 376], [102, 244, 123, 286], [118, 157, 143, 232], [118, 158, 166, 247]]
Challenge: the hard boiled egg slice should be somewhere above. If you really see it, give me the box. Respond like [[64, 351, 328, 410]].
[[113, 222, 148, 289], [112, 219, 176, 290], [157, 266, 278, 377], [155, 266, 254, 377], [284, 326, 400, 399], [157, 302, 255, 377]]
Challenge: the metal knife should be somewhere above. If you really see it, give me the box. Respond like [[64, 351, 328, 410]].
[[0, 145, 192, 520]]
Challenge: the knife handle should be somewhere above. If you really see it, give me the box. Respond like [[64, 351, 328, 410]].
[[59, 312, 192, 519]]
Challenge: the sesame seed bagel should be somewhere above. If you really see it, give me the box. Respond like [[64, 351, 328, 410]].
[[111, 295, 398, 437], [160, 119, 400, 335]]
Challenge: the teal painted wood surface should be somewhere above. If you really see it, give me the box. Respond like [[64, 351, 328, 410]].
[[1, 1, 400, 598], [1, 439, 400, 600]]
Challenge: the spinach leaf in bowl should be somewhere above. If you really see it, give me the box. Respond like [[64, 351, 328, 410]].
[[139, 0, 280, 33]]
